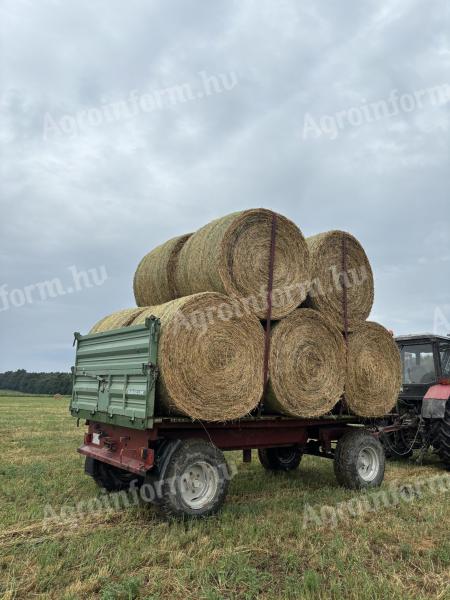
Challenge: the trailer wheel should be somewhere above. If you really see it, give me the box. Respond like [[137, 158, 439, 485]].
[[334, 429, 385, 489], [258, 446, 303, 471], [85, 457, 141, 492], [437, 401, 450, 469], [158, 439, 230, 519]]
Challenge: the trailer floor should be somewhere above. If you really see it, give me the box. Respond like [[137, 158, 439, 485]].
[[1, 394, 449, 600]]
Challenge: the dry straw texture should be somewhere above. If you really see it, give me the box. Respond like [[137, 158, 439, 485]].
[[266, 308, 346, 417], [133, 233, 191, 306], [306, 230, 374, 331], [175, 209, 310, 320], [346, 321, 402, 417], [130, 292, 265, 421], [89, 308, 147, 334]]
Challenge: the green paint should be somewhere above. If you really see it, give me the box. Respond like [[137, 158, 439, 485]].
[[70, 318, 160, 430]]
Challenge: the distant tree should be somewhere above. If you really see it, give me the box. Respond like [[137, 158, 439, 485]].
[[0, 370, 72, 395]]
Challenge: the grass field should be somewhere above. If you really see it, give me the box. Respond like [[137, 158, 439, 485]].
[[1, 395, 449, 600], [0, 390, 52, 397]]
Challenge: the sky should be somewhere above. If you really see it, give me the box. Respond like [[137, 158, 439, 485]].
[[0, 0, 449, 372]]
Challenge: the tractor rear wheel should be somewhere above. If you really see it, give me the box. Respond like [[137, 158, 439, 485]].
[[437, 401, 450, 469]]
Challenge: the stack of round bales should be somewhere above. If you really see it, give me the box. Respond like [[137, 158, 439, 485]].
[[90, 211, 401, 421], [306, 230, 401, 417], [134, 208, 311, 320]]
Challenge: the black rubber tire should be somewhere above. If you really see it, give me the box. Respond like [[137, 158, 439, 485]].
[[437, 401, 450, 469], [258, 446, 303, 471], [334, 429, 385, 489], [158, 439, 230, 519], [85, 457, 142, 492]]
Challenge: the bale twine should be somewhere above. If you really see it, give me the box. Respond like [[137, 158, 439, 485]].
[[266, 308, 346, 417], [133, 233, 191, 306], [346, 321, 402, 417], [131, 292, 265, 421], [306, 231, 374, 331], [175, 209, 310, 320], [89, 308, 147, 334]]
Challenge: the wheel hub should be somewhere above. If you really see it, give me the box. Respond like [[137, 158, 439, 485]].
[[180, 461, 219, 509], [357, 447, 380, 482]]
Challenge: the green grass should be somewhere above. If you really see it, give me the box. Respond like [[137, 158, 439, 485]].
[[0, 390, 56, 397], [1, 395, 449, 600]]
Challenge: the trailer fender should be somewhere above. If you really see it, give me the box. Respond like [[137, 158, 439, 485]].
[[144, 439, 183, 503], [422, 385, 450, 419], [155, 439, 183, 478]]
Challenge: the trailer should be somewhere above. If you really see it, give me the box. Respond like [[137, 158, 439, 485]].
[[70, 318, 388, 518]]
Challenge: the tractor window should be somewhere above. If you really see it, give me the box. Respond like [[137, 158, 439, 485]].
[[401, 344, 436, 384], [439, 343, 450, 378]]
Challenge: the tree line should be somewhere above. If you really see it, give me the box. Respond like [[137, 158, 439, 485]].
[[0, 369, 72, 395]]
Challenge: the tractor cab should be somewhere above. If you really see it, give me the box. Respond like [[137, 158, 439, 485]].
[[396, 334, 450, 406], [380, 333, 450, 465]]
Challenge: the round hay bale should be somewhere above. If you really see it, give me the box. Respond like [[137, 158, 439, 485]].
[[306, 231, 374, 331], [175, 209, 310, 320], [346, 321, 402, 417], [90, 308, 147, 334], [131, 292, 265, 421], [266, 308, 346, 417], [133, 233, 192, 306]]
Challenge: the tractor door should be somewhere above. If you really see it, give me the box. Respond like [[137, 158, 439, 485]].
[[399, 342, 439, 403]]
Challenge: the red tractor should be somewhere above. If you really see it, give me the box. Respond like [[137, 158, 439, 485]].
[[380, 333, 450, 467]]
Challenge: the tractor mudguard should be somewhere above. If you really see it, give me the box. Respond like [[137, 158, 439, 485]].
[[422, 385, 450, 419]]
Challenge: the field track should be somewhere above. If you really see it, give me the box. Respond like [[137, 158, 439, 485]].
[[1, 395, 449, 600]]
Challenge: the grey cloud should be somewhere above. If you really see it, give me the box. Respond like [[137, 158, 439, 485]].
[[0, 0, 449, 371]]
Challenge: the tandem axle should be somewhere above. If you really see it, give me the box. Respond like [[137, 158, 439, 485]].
[[78, 417, 391, 518]]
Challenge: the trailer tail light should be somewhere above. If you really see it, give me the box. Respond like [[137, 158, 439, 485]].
[[140, 447, 154, 468]]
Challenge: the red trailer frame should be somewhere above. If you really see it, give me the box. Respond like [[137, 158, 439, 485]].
[[78, 416, 384, 476], [77, 407, 416, 519]]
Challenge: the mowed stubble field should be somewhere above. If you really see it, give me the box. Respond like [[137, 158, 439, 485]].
[[0, 394, 449, 600]]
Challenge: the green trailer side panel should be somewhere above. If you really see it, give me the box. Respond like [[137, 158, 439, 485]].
[[70, 318, 160, 430]]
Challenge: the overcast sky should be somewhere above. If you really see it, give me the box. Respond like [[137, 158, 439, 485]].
[[0, 0, 449, 372]]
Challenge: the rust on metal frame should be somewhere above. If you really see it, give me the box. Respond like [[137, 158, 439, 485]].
[[78, 423, 156, 475]]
